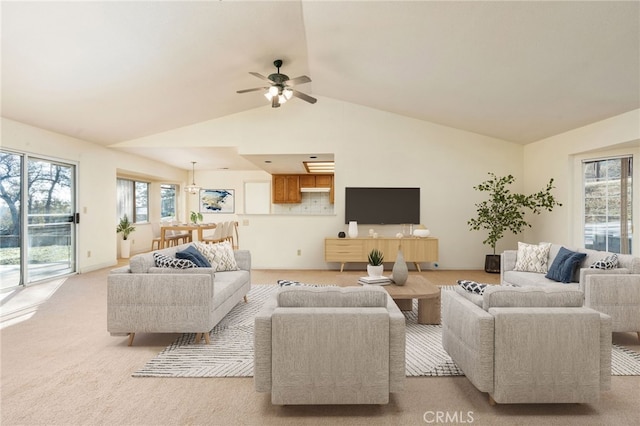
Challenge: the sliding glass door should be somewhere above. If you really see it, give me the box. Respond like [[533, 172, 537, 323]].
[[0, 151, 77, 289], [0, 152, 22, 289]]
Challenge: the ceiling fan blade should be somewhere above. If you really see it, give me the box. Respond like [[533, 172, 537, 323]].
[[286, 75, 312, 86], [249, 72, 272, 82], [291, 89, 317, 104], [236, 87, 269, 94]]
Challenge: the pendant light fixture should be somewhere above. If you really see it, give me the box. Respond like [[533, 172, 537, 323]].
[[184, 161, 201, 195]]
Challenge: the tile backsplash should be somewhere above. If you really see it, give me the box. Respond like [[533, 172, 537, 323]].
[[272, 192, 334, 215]]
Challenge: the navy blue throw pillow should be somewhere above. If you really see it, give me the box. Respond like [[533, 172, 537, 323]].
[[545, 247, 587, 283], [176, 245, 211, 268]]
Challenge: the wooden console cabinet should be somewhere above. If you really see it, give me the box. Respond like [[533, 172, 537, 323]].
[[325, 237, 439, 272]]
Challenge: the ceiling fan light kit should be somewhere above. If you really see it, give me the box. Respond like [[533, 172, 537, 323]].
[[237, 59, 316, 108]]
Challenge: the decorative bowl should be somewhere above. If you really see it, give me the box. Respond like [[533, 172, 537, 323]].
[[413, 229, 431, 238]]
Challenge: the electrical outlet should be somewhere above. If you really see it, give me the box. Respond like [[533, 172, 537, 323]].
[[87, 250, 91, 258], [297, 249, 301, 256], [242, 219, 249, 226]]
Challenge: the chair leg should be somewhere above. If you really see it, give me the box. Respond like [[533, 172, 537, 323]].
[[128, 333, 135, 346], [244, 295, 248, 303], [637, 331, 640, 343], [204, 333, 211, 345], [488, 395, 496, 406]]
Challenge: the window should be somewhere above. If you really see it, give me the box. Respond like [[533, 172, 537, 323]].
[[117, 178, 149, 223], [583, 156, 633, 254], [160, 184, 177, 220]]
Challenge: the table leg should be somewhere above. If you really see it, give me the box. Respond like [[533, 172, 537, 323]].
[[417, 294, 441, 325], [160, 228, 167, 249], [395, 299, 413, 311]]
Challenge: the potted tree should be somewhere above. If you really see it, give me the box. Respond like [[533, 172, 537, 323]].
[[468, 173, 562, 273], [367, 248, 384, 277], [116, 215, 136, 258]]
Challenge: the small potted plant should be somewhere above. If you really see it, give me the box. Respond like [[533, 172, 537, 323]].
[[190, 211, 203, 225], [116, 215, 136, 258], [367, 248, 384, 277]]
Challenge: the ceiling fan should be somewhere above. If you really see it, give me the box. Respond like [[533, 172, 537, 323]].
[[237, 59, 317, 108]]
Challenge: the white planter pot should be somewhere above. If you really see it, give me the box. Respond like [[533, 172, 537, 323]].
[[121, 239, 131, 259], [367, 264, 384, 277]]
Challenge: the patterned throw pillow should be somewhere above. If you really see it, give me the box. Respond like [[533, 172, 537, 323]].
[[277, 280, 319, 287], [153, 253, 196, 269], [457, 279, 488, 295], [514, 242, 552, 273], [195, 241, 239, 272], [278, 280, 304, 286], [590, 253, 618, 270]]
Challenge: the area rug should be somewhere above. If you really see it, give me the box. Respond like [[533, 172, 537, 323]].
[[132, 285, 640, 378]]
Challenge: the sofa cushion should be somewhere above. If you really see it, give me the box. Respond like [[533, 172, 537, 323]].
[[457, 279, 488, 295], [483, 286, 584, 311], [545, 247, 587, 283], [176, 245, 211, 267], [590, 253, 618, 270], [153, 253, 196, 269], [195, 241, 239, 272], [277, 286, 387, 308], [129, 244, 184, 273], [514, 242, 552, 273], [503, 270, 565, 288], [616, 253, 640, 274], [452, 285, 484, 307]]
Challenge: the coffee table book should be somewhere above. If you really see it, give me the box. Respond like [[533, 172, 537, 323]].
[[358, 276, 392, 285]]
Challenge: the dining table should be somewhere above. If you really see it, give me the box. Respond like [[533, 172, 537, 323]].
[[159, 223, 217, 249]]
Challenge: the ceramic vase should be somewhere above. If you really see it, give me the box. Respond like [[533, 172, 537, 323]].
[[392, 247, 408, 285], [348, 221, 358, 238]]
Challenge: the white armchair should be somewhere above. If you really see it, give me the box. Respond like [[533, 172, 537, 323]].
[[442, 286, 611, 404], [254, 286, 405, 405]]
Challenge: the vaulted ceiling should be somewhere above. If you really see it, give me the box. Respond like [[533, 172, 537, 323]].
[[2, 1, 639, 171]]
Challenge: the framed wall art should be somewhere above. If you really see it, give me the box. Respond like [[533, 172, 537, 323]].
[[200, 189, 235, 213]]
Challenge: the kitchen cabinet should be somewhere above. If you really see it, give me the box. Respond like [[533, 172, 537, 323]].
[[272, 175, 301, 203], [272, 174, 334, 204]]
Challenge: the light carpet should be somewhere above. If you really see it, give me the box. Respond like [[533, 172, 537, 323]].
[[133, 285, 640, 378]]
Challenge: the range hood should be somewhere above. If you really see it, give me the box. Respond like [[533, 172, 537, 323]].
[[300, 187, 331, 193]]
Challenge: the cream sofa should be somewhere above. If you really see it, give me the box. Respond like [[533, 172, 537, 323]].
[[501, 243, 640, 339], [254, 286, 405, 405], [108, 242, 251, 345], [442, 286, 611, 404]]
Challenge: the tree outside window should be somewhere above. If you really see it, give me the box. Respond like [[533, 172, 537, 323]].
[[160, 184, 177, 220], [117, 178, 149, 224]]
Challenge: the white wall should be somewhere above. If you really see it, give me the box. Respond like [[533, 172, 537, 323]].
[[10, 104, 635, 271], [523, 109, 640, 252], [1, 117, 186, 272], [117, 97, 525, 269]]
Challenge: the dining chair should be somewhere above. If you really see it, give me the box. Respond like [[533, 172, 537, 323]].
[[202, 222, 224, 243], [150, 223, 162, 250]]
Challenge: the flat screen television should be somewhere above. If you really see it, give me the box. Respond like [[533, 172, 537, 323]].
[[345, 187, 420, 225]]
